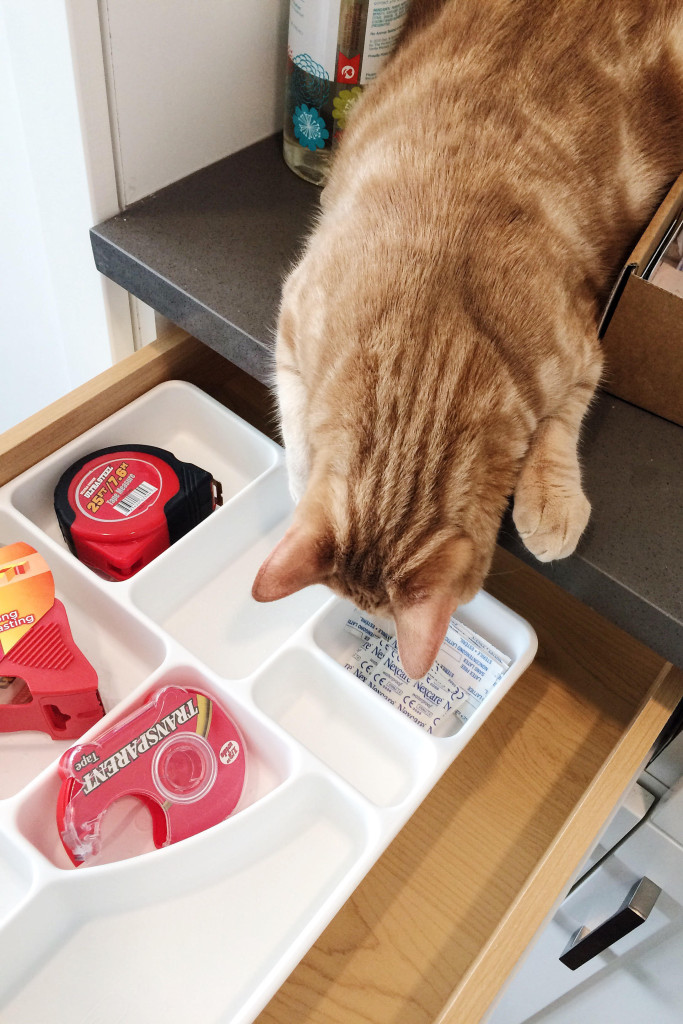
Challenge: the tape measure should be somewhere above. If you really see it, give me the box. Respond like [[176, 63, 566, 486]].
[[54, 445, 223, 580]]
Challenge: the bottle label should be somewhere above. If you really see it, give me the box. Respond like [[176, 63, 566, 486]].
[[288, 0, 342, 80], [285, 0, 410, 165], [361, 0, 410, 83]]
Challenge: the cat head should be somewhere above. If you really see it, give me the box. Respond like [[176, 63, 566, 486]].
[[252, 406, 521, 678], [252, 507, 485, 678]]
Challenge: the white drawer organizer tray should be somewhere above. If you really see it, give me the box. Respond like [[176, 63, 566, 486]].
[[0, 382, 537, 1024]]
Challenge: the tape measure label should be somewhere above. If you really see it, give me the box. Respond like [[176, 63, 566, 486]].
[[74, 458, 163, 523]]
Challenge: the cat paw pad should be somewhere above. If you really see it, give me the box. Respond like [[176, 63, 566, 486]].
[[513, 486, 590, 562]]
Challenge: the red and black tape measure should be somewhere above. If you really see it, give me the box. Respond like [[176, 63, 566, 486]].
[[54, 445, 223, 581]]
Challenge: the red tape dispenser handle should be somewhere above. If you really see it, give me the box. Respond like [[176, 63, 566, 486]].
[[0, 543, 103, 739], [57, 685, 247, 865]]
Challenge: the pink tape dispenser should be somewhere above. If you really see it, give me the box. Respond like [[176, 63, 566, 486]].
[[57, 685, 246, 865]]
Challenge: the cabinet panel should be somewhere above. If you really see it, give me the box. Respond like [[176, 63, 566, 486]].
[[101, 0, 288, 205], [487, 815, 683, 1024], [530, 905, 683, 1024]]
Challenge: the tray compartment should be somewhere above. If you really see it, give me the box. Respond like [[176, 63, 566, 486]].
[[312, 592, 522, 668], [0, 881, 79, 1009], [253, 646, 435, 806], [0, 832, 32, 927], [310, 594, 535, 740], [314, 597, 394, 666], [13, 666, 294, 869], [7, 380, 280, 550], [130, 470, 329, 679], [0, 518, 166, 799], [1, 776, 369, 1024]]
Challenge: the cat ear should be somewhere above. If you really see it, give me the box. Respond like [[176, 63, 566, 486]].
[[252, 523, 331, 602], [392, 593, 455, 679], [390, 535, 477, 678]]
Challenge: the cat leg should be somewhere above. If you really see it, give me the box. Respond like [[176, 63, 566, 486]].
[[512, 380, 597, 562], [276, 360, 311, 503]]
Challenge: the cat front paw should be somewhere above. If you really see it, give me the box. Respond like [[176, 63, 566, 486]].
[[512, 482, 590, 562]]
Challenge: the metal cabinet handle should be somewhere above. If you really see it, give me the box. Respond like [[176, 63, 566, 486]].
[[560, 876, 661, 970]]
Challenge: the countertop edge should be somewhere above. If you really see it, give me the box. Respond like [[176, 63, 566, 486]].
[[90, 228, 275, 385]]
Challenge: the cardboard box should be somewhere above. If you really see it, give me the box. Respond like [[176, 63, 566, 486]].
[[600, 171, 683, 427]]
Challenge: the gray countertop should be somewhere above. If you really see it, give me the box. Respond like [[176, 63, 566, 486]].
[[91, 134, 683, 669]]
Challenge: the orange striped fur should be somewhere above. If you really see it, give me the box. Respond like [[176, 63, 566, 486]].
[[254, 0, 683, 677]]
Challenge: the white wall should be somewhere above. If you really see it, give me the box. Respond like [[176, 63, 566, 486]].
[[100, 0, 289, 206], [0, 12, 70, 428], [0, 0, 133, 434], [0, 0, 289, 435]]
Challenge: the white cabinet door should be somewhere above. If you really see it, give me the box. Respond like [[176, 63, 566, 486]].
[[487, 786, 683, 1024], [528, 872, 683, 1024], [525, 919, 683, 1023], [100, 0, 288, 206]]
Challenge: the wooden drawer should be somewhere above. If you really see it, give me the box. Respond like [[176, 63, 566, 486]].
[[2, 328, 681, 1024]]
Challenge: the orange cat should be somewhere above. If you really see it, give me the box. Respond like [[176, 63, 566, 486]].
[[254, 0, 683, 677]]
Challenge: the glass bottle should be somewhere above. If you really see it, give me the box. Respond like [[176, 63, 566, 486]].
[[283, 0, 411, 185]]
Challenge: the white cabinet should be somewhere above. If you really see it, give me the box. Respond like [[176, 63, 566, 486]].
[[100, 0, 288, 206], [2, 0, 289, 431], [487, 778, 683, 1024]]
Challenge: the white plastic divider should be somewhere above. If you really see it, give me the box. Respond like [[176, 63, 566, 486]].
[[0, 828, 33, 926], [129, 466, 331, 679], [0, 381, 537, 1024], [252, 645, 437, 806]]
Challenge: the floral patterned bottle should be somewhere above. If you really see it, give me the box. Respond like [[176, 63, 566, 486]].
[[284, 0, 411, 185]]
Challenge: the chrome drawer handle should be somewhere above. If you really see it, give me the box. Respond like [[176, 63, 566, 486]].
[[560, 876, 661, 970]]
